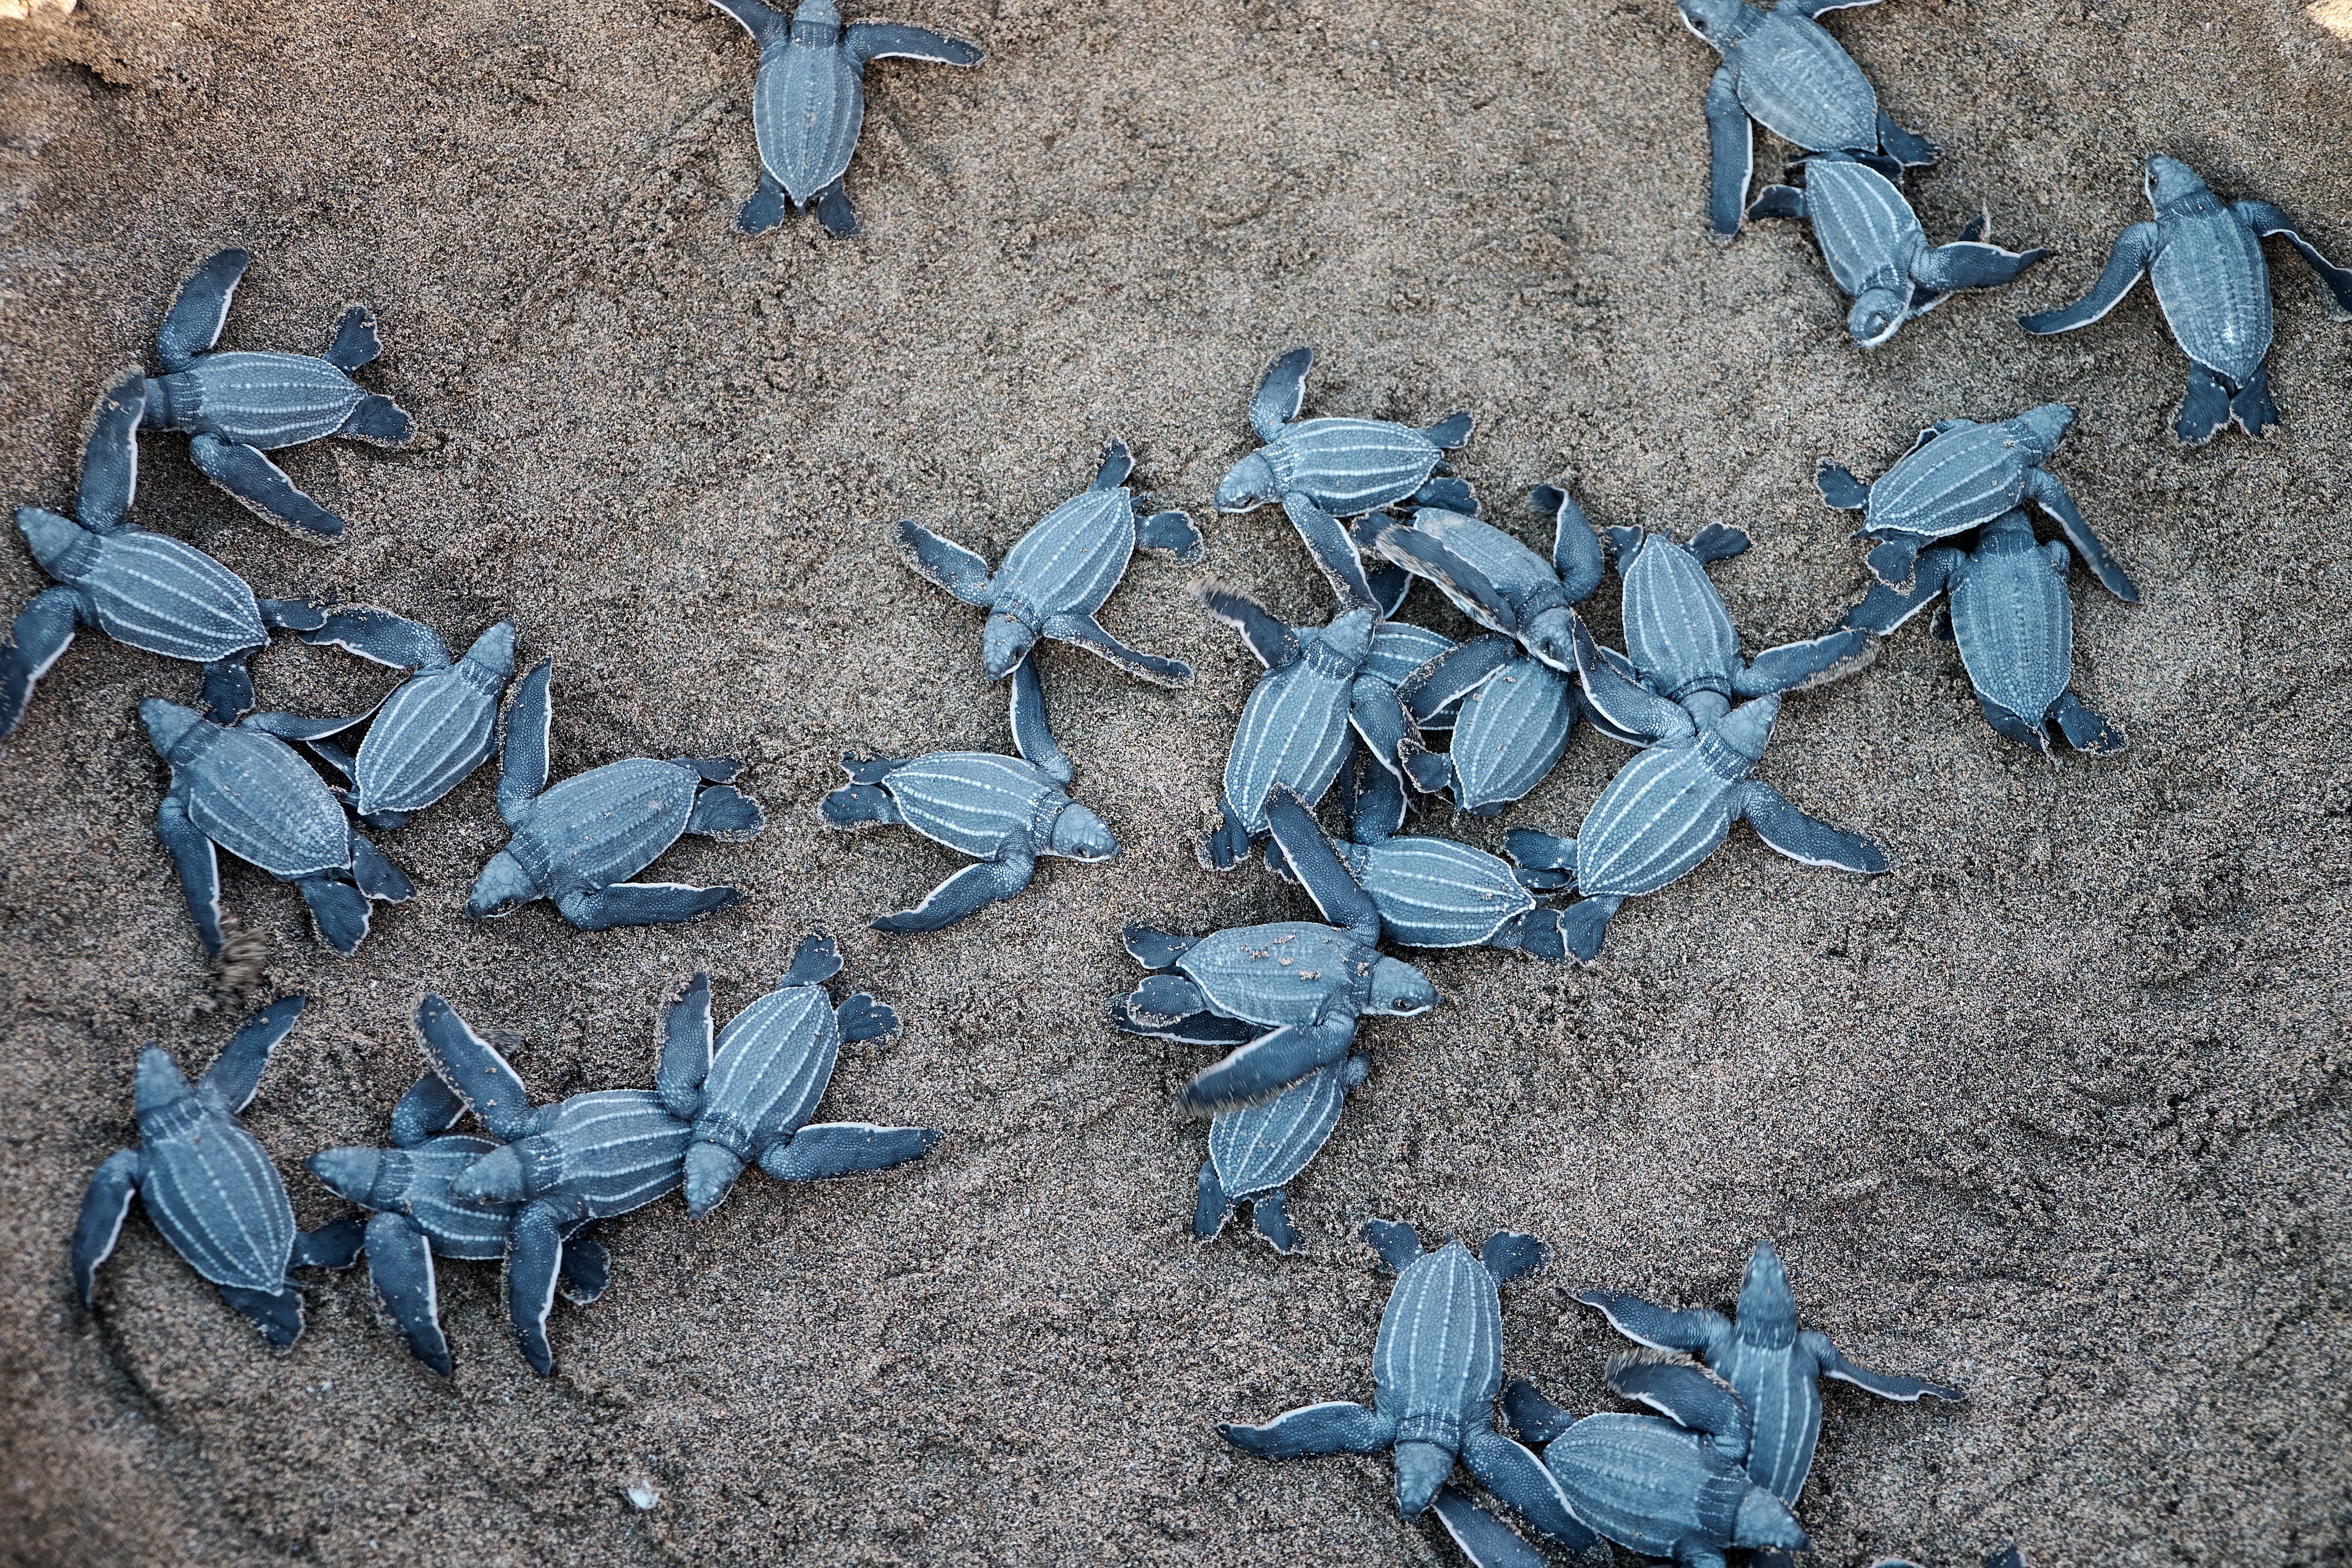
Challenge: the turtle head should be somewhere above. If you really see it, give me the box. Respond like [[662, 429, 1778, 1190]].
[[1392, 1440, 1454, 1519], [1049, 802, 1120, 862], [1711, 693, 1781, 765], [2143, 155, 2211, 215], [133, 1045, 192, 1117], [17, 505, 98, 576], [789, 0, 841, 37], [307, 1146, 406, 1210], [1323, 605, 1378, 666], [1846, 285, 1911, 350], [465, 850, 540, 919], [981, 611, 1040, 682], [2014, 402, 2076, 454], [1523, 607, 1581, 672], [1736, 1237, 1799, 1341], [1732, 1486, 1811, 1552], [1367, 956, 1438, 1018], [1214, 452, 1279, 513], [683, 1141, 748, 1219], [461, 620, 518, 678], [1674, 0, 1750, 50], [138, 698, 206, 761]]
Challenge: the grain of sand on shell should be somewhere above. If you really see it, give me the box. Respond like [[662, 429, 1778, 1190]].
[[2, 0, 2349, 1563]]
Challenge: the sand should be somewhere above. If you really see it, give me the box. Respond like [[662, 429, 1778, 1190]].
[[2, 0, 2349, 1562]]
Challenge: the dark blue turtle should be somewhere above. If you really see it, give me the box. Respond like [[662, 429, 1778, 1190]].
[[1841, 507, 2124, 756], [465, 660, 767, 931], [138, 248, 416, 540], [1, 373, 324, 741], [1109, 787, 1438, 1113], [2019, 156, 2352, 445], [1218, 1220, 1595, 1549], [1676, 0, 1938, 240], [71, 998, 358, 1348], [1396, 639, 1592, 817], [652, 936, 940, 1216], [142, 698, 416, 958], [412, 994, 698, 1374], [708, 0, 981, 238], [1195, 584, 1384, 871], [1193, 1053, 1369, 1255], [297, 609, 517, 828], [303, 1070, 612, 1375], [820, 659, 1120, 931], [1490, 1353, 1813, 1568], [1215, 348, 1477, 607], [1815, 404, 2136, 601], [1747, 152, 2046, 346], [1363, 486, 1605, 674], [1577, 1238, 1962, 1510], [1262, 766, 1571, 962]]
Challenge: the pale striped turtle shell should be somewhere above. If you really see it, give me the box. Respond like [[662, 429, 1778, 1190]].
[[1206, 1057, 1359, 1204], [1177, 921, 1378, 1029], [1791, 156, 1925, 302], [699, 982, 842, 1152], [19, 509, 266, 662], [1259, 418, 1449, 517], [127, 1047, 294, 1292], [509, 758, 709, 895], [1722, 8, 1877, 153], [167, 718, 354, 878], [1948, 527, 2073, 727], [1537, 1414, 1752, 1558], [504, 1090, 692, 1220], [147, 352, 367, 450], [2146, 185, 2274, 381], [1856, 409, 2070, 543], [1373, 1239, 1505, 1446], [1220, 610, 1374, 836], [1571, 731, 1756, 900], [755, 12, 864, 199], [1443, 655, 1576, 815], [350, 626, 514, 818], [1617, 533, 1744, 704], [874, 752, 1070, 858], [1344, 835, 1536, 948]]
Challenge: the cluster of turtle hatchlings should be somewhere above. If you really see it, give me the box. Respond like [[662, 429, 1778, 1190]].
[[13, 0, 2351, 1558]]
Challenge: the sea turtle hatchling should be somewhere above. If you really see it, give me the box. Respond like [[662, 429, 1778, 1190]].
[[707, 0, 981, 238], [653, 936, 941, 1216], [1192, 1052, 1370, 1255], [304, 1069, 613, 1375], [1109, 789, 1438, 1113], [137, 248, 417, 540], [820, 658, 1120, 931], [1815, 404, 2137, 601], [72, 997, 360, 1348], [142, 698, 416, 958], [1676, 0, 1939, 240], [1747, 151, 2047, 346], [1216, 347, 1478, 607], [297, 609, 518, 828], [1217, 1221, 1595, 1549], [465, 660, 768, 931], [1, 372, 325, 742], [1487, 1353, 1813, 1568], [1363, 484, 1607, 674], [1840, 506, 2125, 756], [1577, 1238, 1962, 1508], [2018, 155, 2352, 445]]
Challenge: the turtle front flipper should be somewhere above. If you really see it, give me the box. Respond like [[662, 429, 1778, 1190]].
[[363, 1212, 454, 1374], [870, 849, 1037, 933], [78, 370, 147, 529], [1400, 634, 1514, 725], [302, 606, 451, 672], [196, 993, 304, 1115], [1262, 786, 1381, 944], [737, 170, 789, 236], [1429, 1484, 1552, 1568], [1735, 626, 1874, 697], [1199, 584, 1300, 671], [1007, 654, 1074, 785], [495, 659, 554, 823], [504, 1202, 570, 1375], [155, 792, 227, 956], [157, 248, 251, 374], [556, 881, 744, 930], [2017, 222, 2160, 336], [1042, 611, 1192, 686], [1911, 235, 2047, 294], [1177, 1019, 1355, 1115], [821, 782, 904, 830], [1607, 1351, 1752, 1460], [0, 588, 90, 741], [214, 1282, 305, 1349], [1367, 517, 1512, 636], [1281, 493, 1378, 610], [323, 305, 383, 372], [657, 971, 715, 1120], [1458, 1425, 1596, 1554], [1802, 1329, 1964, 1402], [1573, 1288, 1731, 1353], [1216, 1399, 1393, 1457], [2017, 467, 2135, 602], [1702, 66, 1754, 241], [845, 21, 982, 66], [1570, 620, 1693, 744], [894, 519, 996, 605], [1248, 346, 1313, 443], [71, 1149, 142, 1306], [389, 1069, 468, 1147], [414, 994, 536, 1141], [2234, 201, 2352, 318], [759, 1121, 941, 1181], [1840, 548, 1958, 636], [1738, 782, 1887, 874], [186, 435, 347, 541]]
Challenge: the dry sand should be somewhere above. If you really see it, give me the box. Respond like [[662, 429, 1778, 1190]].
[[3, 0, 2350, 1562]]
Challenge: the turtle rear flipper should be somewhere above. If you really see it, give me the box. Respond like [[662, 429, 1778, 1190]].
[[1606, 1350, 1752, 1459], [813, 180, 858, 238], [349, 837, 415, 902], [737, 171, 789, 236], [1191, 1159, 1234, 1243], [196, 994, 303, 1115], [363, 1213, 454, 1374], [2051, 690, 2125, 755], [760, 1122, 940, 1181], [833, 992, 897, 1044], [300, 876, 374, 956], [1419, 411, 1473, 450], [1121, 923, 1198, 971], [2228, 365, 2279, 438], [1134, 508, 1202, 561], [686, 783, 765, 841], [187, 436, 346, 541], [323, 306, 382, 371], [289, 1214, 368, 1271], [1747, 184, 1806, 222], [496, 660, 554, 821], [557, 1235, 611, 1306], [1196, 794, 1254, 871], [338, 395, 415, 447], [1863, 535, 1924, 589], [199, 657, 257, 724], [505, 1204, 566, 1376], [1876, 113, 1938, 168], [1912, 238, 2046, 292], [1411, 475, 1475, 514], [821, 782, 902, 830], [216, 1281, 305, 1349], [555, 882, 743, 930], [1558, 895, 1620, 962], [1249, 1191, 1299, 1254], [1813, 460, 1871, 512]]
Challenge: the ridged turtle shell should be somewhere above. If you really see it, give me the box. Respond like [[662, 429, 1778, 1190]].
[[879, 753, 1064, 858], [1177, 922, 1375, 1027], [79, 530, 268, 662], [1445, 656, 1575, 814], [135, 1077, 295, 1291], [1619, 534, 1744, 701], [510, 758, 703, 895], [150, 353, 366, 448], [1262, 418, 1445, 516], [1372, 1240, 1503, 1443], [180, 723, 354, 878], [1860, 419, 2036, 542], [1948, 533, 2073, 725], [2150, 201, 2273, 382], [1708, 1334, 1821, 1504], [531, 1090, 692, 1219], [1357, 836, 1534, 947], [992, 486, 1142, 623], [1206, 1059, 1354, 1202], [1729, 11, 1879, 154], [753, 32, 863, 201], [1794, 157, 1924, 300], [1572, 733, 1754, 898], [1539, 1413, 1748, 1557], [353, 661, 505, 817], [1222, 625, 1367, 835], [700, 983, 841, 1148]]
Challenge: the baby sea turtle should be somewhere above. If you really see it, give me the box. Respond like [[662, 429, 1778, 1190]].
[[1677, 0, 1938, 240], [304, 1069, 612, 1375], [1216, 348, 1477, 606], [139, 248, 416, 540], [1578, 1238, 1962, 1507], [820, 659, 1120, 931], [72, 998, 357, 1348], [299, 609, 517, 828], [412, 994, 698, 1374], [1841, 507, 2125, 756], [1494, 1353, 1813, 1568], [653, 936, 940, 1216], [708, 0, 981, 238], [898, 441, 1200, 711], [1110, 790, 1438, 1113], [1, 373, 325, 742], [1219, 1221, 1595, 1548], [1197, 588, 1381, 871], [1193, 1053, 1369, 1255], [143, 698, 416, 958], [1396, 639, 1589, 817], [1263, 769, 1571, 962], [1815, 404, 2136, 600], [2019, 155, 2352, 445], [1364, 485, 1606, 674], [465, 660, 767, 931], [1748, 151, 2046, 346]]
